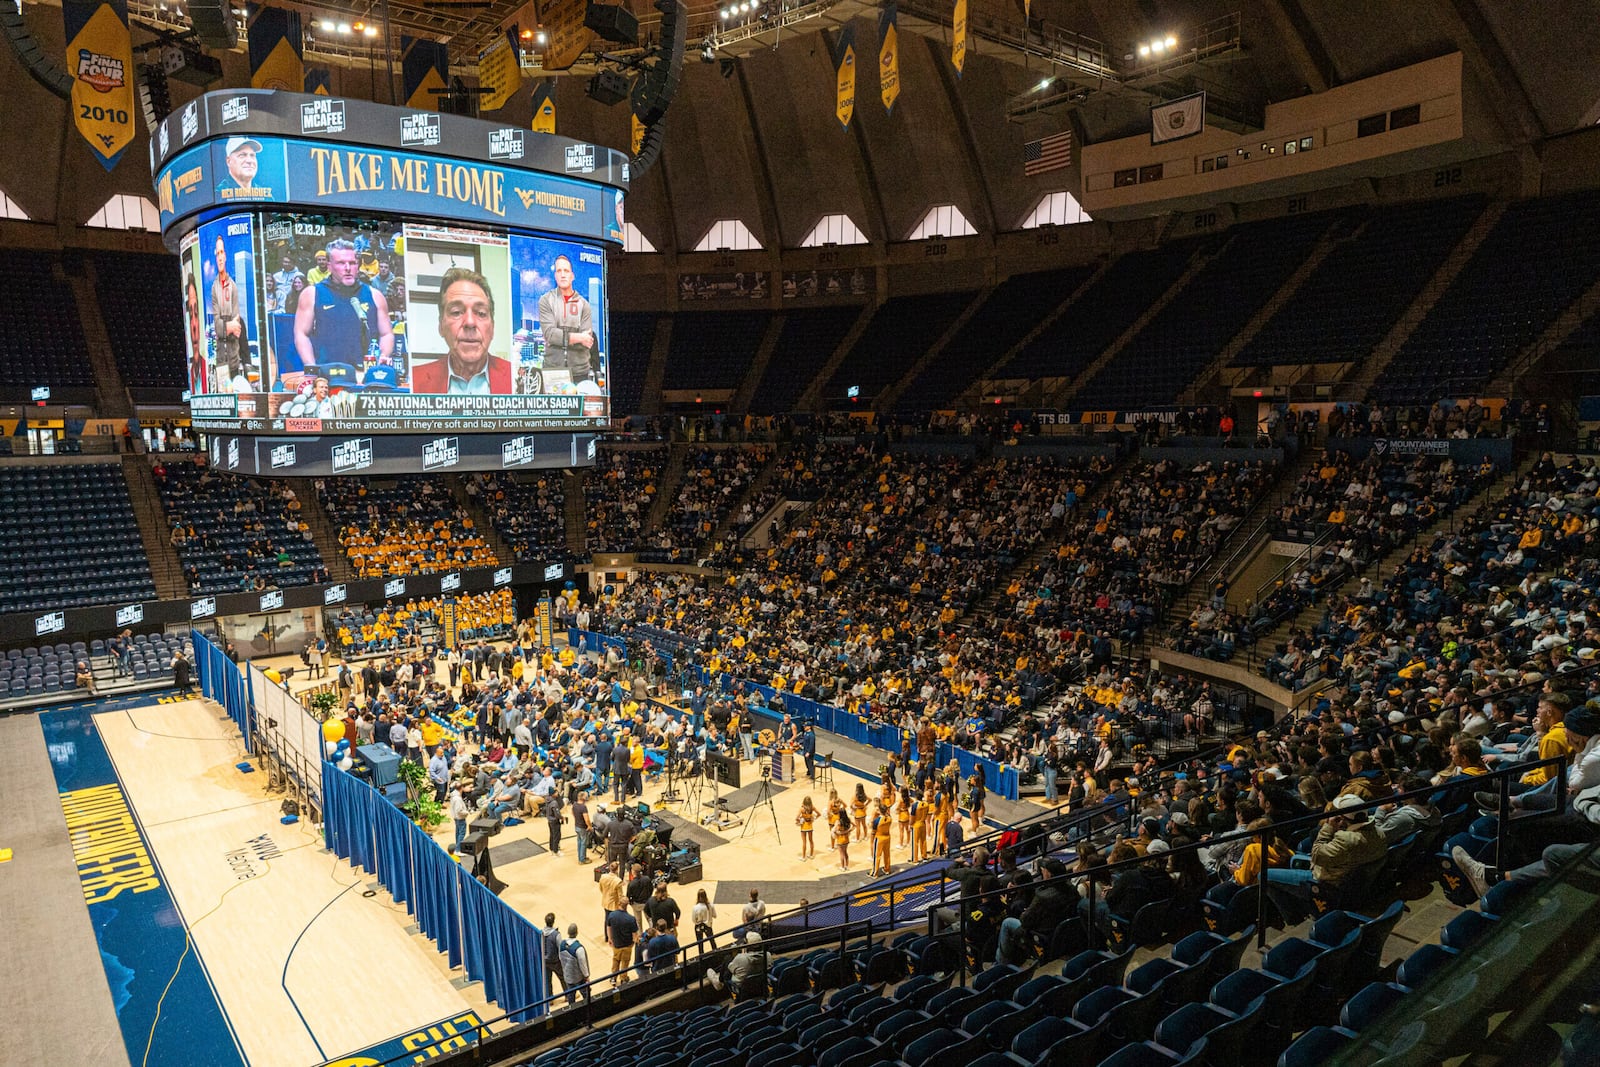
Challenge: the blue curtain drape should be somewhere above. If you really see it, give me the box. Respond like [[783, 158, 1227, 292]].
[[192, 630, 254, 753], [409, 822, 463, 968], [459, 872, 547, 1022], [321, 764, 543, 1019], [321, 762, 377, 873]]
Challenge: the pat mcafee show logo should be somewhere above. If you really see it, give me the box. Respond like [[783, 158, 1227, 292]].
[[564, 143, 596, 174], [271, 444, 297, 469], [35, 611, 66, 637], [422, 436, 460, 471], [116, 603, 145, 627], [502, 435, 537, 468], [331, 437, 374, 473], [221, 96, 250, 125], [401, 112, 441, 147], [489, 128, 524, 160], [301, 98, 347, 134]]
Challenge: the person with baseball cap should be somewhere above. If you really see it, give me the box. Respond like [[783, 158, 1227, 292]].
[[217, 136, 269, 200], [1265, 791, 1386, 922]]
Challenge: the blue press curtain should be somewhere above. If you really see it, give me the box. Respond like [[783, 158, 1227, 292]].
[[321, 762, 377, 873], [409, 822, 463, 968], [192, 629, 253, 752], [459, 872, 547, 1022], [372, 796, 416, 906]]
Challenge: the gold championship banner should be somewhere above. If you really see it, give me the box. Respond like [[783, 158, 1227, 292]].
[[532, 81, 558, 134], [249, 6, 303, 91], [878, 2, 899, 113], [442, 600, 458, 649], [535, 0, 594, 71], [834, 26, 856, 129], [304, 67, 332, 94], [951, 0, 966, 77], [630, 112, 646, 153], [402, 36, 449, 111], [478, 30, 522, 112], [536, 595, 553, 647], [63, 0, 135, 171]]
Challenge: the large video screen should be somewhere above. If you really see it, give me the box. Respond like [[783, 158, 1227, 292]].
[[182, 208, 610, 432]]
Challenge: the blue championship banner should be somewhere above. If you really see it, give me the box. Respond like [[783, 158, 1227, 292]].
[[63, 0, 136, 170], [249, 6, 304, 91], [532, 81, 558, 135], [305, 67, 332, 95], [403, 36, 450, 111], [878, 2, 899, 113]]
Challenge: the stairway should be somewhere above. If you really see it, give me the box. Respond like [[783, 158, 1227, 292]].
[[876, 288, 993, 412], [1342, 200, 1508, 399], [120, 455, 186, 600], [1047, 238, 1233, 409], [1485, 272, 1600, 395], [563, 469, 588, 554], [965, 258, 1113, 402], [637, 317, 674, 415], [444, 473, 516, 565], [642, 442, 691, 535], [794, 303, 877, 412], [68, 259, 133, 418], [730, 313, 787, 413], [703, 442, 788, 553], [1179, 218, 1353, 405], [1229, 455, 1530, 665], [287, 478, 356, 582]]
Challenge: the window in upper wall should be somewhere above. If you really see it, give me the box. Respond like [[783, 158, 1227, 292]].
[[905, 204, 977, 240], [0, 190, 30, 221], [799, 213, 869, 247], [692, 219, 763, 252], [624, 223, 657, 253], [1018, 191, 1092, 229], [86, 194, 160, 231]]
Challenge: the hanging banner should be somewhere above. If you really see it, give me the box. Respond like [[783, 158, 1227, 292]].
[[878, 2, 899, 114], [478, 29, 522, 112], [536, 595, 553, 648], [630, 112, 646, 154], [248, 7, 304, 92], [834, 26, 856, 129], [304, 67, 332, 95], [401, 36, 449, 111], [1151, 91, 1206, 144], [535, 0, 595, 71], [531, 81, 558, 134], [951, 0, 966, 77], [442, 599, 458, 648], [63, 0, 136, 171], [1023, 0, 1030, 20]]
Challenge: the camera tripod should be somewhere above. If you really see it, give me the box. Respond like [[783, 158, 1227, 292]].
[[659, 747, 685, 805], [701, 763, 740, 830], [738, 766, 781, 844]]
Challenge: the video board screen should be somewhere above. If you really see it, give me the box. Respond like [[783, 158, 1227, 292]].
[[182, 208, 610, 432]]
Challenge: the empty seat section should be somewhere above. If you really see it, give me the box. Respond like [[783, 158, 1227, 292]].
[[97, 251, 189, 396], [0, 251, 92, 392], [823, 292, 977, 408], [750, 306, 861, 414], [607, 312, 657, 416], [662, 311, 771, 393], [0, 464, 156, 611]]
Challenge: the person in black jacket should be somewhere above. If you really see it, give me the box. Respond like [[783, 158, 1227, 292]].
[[1101, 840, 1176, 932], [1020, 859, 1079, 945]]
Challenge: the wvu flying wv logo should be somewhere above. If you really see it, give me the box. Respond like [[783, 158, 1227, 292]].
[[515, 187, 540, 210], [77, 49, 126, 93]]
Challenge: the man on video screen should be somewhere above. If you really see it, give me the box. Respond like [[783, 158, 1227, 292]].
[[293, 238, 392, 379], [411, 267, 512, 395], [537, 255, 596, 386], [210, 236, 247, 384]]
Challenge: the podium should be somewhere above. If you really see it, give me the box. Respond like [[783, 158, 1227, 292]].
[[769, 749, 795, 783], [357, 744, 400, 788]]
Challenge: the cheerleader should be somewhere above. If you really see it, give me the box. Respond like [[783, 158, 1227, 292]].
[[835, 809, 852, 871], [873, 802, 893, 877], [851, 783, 869, 842], [896, 787, 912, 850], [795, 795, 817, 860]]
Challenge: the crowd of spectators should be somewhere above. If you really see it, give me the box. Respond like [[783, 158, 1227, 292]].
[[469, 472, 567, 562], [154, 459, 329, 594], [318, 475, 496, 578], [332, 589, 516, 654], [649, 445, 773, 559], [585, 447, 666, 553]]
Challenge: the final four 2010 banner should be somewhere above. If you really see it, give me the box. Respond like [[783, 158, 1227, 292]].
[[63, 0, 136, 171]]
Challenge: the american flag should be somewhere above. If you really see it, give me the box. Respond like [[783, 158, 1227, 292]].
[[1023, 131, 1073, 176]]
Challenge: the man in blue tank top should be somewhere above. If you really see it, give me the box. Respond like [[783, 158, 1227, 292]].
[[292, 238, 393, 384]]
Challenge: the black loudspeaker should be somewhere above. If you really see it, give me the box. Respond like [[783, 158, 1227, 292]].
[[459, 831, 488, 856], [469, 815, 503, 837], [0, 6, 73, 99], [586, 69, 632, 107], [629, 0, 686, 126], [631, 115, 668, 174], [137, 62, 172, 133], [584, 1, 639, 44], [672, 861, 701, 884], [186, 0, 239, 49]]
